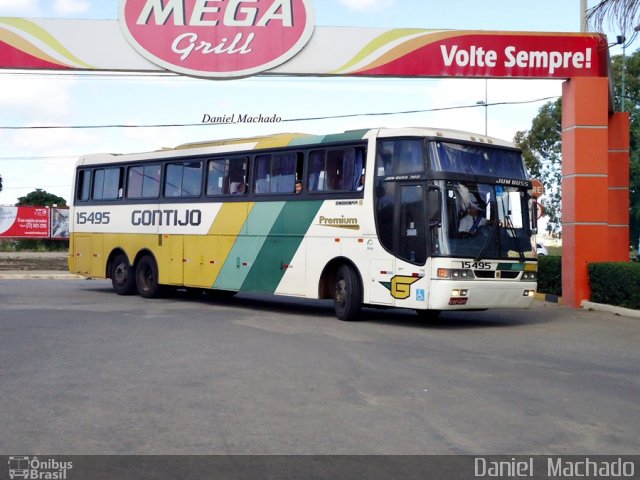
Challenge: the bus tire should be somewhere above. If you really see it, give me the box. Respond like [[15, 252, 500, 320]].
[[111, 253, 136, 295], [135, 255, 162, 298], [334, 264, 362, 321]]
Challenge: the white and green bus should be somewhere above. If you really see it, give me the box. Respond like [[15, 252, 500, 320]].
[[69, 127, 539, 320]]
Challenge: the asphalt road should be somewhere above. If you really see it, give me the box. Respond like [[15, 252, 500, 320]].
[[1, 279, 638, 455]]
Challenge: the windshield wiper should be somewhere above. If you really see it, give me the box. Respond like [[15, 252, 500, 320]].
[[474, 219, 500, 262], [504, 214, 526, 263]]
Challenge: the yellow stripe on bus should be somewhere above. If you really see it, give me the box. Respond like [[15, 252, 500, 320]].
[[207, 202, 255, 284]]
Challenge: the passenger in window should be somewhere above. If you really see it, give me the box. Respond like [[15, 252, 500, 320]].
[[356, 173, 365, 191], [233, 183, 247, 195], [295, 180, 303, 194], [458, 202, 486, 236]]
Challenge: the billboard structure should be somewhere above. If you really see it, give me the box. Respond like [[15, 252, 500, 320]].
[[0, 15, 609, 80], [0, 0, 630, 307], [0, 206, 69, 240]]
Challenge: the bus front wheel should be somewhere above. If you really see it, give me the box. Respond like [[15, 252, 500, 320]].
[[334, 264, 362, 321], [136, 255, 162, 298], [111, 253, 136, 295]]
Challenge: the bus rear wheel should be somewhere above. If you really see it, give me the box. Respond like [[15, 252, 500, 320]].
[[135, 255, 162, 298], [111, 253, 136, 295], [334, 264, 362, 321]]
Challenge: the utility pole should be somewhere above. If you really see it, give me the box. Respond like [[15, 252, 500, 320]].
[[476, 79, 488, 136], [580, 0, 588, 32]]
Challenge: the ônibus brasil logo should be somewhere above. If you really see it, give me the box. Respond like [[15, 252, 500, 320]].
[[119, 0, 315, 78]]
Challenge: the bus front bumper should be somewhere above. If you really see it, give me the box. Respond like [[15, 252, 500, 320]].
[[427, 280, 537, 310]]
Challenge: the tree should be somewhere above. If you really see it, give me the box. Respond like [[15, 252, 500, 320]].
[[514, 99, 563, 234], [588, 0, 640, 251], [16, 188, 66, 207], [611, 52, 640, 250], [514, 48, 640, 246], [588, 1, 640, 42]]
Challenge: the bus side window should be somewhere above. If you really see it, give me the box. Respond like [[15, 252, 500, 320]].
[[76, 170, 90, 201], [308, 150, 325, 191], [353, 148, 365, 191], [273, 152, 297, 193], [326, 150, 344, 191], [207, 157, 248, 196], [399, 185, 426, 264], [165, 161, 202, 197], [127, 164, 161, 199], [254, 154, 271, 193], [376, 145, 393, 176], [93, 167, 123, 201], [309, 148, 360, 192], [254, 153, 298, 194], [397, 140, 424, 174], [207, 160, 226, 195]]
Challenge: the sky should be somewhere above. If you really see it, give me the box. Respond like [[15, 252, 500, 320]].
[[0, 0, 637, 206]]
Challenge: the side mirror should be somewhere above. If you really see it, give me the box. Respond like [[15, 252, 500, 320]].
[[530, 198, 539, 234], [428, 188, 441, 228]]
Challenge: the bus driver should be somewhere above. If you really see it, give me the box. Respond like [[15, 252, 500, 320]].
[[458, 202, 486, 235]]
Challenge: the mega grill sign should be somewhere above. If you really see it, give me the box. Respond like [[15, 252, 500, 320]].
[[1, 6, 606, 79], [119, 0, 315, 78]]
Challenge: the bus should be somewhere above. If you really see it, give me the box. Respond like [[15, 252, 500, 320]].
[[69, 127, 539, 320]]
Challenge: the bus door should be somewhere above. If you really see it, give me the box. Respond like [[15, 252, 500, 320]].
[[373, 182, 428, 307], [369, 258, 395, 306], [166, 235, 183, 285]]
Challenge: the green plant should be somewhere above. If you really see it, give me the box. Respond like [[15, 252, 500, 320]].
[[589, 262, 640, 309], [537, 255, 562, 296]]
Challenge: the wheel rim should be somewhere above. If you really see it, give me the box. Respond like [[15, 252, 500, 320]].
[[139, 264, 153, 291], [335, 277, 347, 308], [114, 263, 128, 286]]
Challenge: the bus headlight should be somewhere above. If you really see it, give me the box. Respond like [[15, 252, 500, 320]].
[[451, 289, 468, 297], [437, 268, 474, 279], [521, 271, 537, 280]]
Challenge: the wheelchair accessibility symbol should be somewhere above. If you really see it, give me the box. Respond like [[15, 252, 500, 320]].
[[416, 289, 425, 302]]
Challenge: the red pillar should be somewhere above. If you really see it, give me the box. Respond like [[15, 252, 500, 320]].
[[607, 112, 631, 261], [561, 78, 630, 307]]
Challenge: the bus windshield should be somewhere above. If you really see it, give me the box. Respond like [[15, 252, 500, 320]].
[[430, 141, 527, 179], [433, 180, 535, 260]]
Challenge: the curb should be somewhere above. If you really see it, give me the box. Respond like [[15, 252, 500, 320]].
[[532, 293, 640, 320], [581, 301, 640, 320], [0, 271, 86, 280], [535, 292, 562, 304]]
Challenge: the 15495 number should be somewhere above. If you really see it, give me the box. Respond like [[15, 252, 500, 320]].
[[76, 211, 111, 225], [461, 261, 492, 270]]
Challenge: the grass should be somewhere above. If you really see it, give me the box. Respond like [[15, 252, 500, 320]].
[[546, 245, 562, 256]]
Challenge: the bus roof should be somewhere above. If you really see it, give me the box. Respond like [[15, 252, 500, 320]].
[[76, 127, 516, 166]]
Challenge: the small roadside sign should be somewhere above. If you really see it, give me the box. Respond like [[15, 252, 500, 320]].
[[530, 179, 544, 198]]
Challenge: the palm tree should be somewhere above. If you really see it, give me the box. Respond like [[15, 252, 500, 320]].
[[588, 0, 640, 42]]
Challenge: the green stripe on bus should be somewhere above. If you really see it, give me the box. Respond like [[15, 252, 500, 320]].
[[288, 135, 325, 146], [286, 130, 368, 147], [497, 263, 525, 271], [320, 129, 369, 143], [241, 200, 324, 293], [213, 202, 286, 291]]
